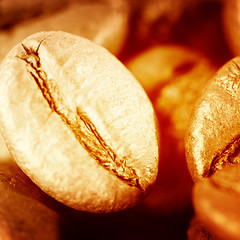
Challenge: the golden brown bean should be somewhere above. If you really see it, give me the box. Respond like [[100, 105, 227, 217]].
[[193, 164, 240, 240], [185, 57, 240, 181], [0, 31, 159, 213]]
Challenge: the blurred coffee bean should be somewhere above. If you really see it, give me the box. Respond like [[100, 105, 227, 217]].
[[187, 216, 219, 240], [223, 0, 240, 56], [0, 0, 68, 28], [193, 164, 240, 240], [0, 161, 69, 240], [130, 0, 199, 43], [126, 44, 216, 214], [0, 0, 129, 62]]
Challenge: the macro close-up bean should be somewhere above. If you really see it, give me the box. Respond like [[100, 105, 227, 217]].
[[1, 0, 240, 239], [0, 30, 159, 213]]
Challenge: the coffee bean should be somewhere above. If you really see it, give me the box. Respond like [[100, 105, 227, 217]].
[[0, 31, 159, 213], [0, 161, 64, 240], [0, 0, 66, 28], [0, 0, 129, 64], [0, 132, 12, 161], [193, 164, 240, 240], [185, 57, 240, 181], [223, 0, 240, 56], [187, 216, 219, 240]]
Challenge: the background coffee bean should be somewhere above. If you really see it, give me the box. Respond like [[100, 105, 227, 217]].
[[223, 0, 240, 56], [0, 0, 67, 28], [0, 160, 67, 240], [0, 31, 159, 213], [127, 0, 199, 44], [192, 164, 240, 240], [187, 216, 219, 240], [126, 44, 216, 214], [0, 0, 129, 64]]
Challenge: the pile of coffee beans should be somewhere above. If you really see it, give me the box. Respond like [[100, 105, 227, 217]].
[[0, 0, 238, 239]]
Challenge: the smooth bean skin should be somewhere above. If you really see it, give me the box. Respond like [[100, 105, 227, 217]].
[[185, 57, 240, 182], [0, 31, 159, 213]]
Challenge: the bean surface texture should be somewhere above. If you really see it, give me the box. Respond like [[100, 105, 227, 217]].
[[0, 31, 159, 213], [185, 57, 240, 181]]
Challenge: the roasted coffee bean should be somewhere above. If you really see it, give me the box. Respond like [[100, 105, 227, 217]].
[[185, 57, 240, 181], [0, 0, 66, 28], [0, 161, 65, 240], [187, 216, 219, 240], [193, 164, 240, 240], [223, 0, 240, 56], [0, 0, 129, 64], [0, 31, 159, 213]]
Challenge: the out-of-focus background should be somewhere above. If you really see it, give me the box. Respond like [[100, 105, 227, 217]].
[[0, 0, 236, 239]]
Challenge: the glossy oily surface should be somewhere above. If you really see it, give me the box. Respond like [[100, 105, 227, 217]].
[[0, 31, 159, 213], [185, 57, 240, 181], [193, 164, 240, 240]]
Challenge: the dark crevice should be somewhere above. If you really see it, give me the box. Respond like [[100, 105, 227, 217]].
[[173, 61, 196, 76], [207, 134, 240, 177], [232, 60, 240, 72], [16, 41, 143, 191], [148, 60, 197, 103]]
